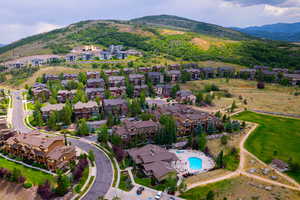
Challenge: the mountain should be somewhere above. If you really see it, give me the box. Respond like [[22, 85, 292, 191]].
[[0, 44, 5, 47], [233, 22, 300, 42], [0, 15, 299, 69], [131, 15, 250, 40]]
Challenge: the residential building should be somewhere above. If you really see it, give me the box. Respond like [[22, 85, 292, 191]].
[[176, 90, 196, 104], [73, 101, 99, 119], [134, 85, 148, 97], [61, 80, 79, 87], [200, 67, 216, 79], [0, 129, 17, 145], [238, 69, 257, 80], [4, 55, 61, 69], [154, 85, 172, 98], [254, 65, 270, 71], [112, 119, 160, 141], [109, 87, 126, 97], [129, 74, 145, 85], [127, 144, 178, 181], [283, 74, 300, 85], [85, 88, 105, 100], [166, 70, 181, 82], [41, 103, 65, 120], [270, 159, 289, 172], [86, 71, 100, 79], [168, 64, 181, 70], [151, 104, 220, 135], [87, 78, 105, 88], [31, 85, 51, 102], [272, 68, 289, 73], [108, 76, 125, 87], [138, 67, 152, 73], [63, 73, 78, 80], [65, 53, 79, 62], [147, 72, 164, 85], [87, 120, 107, 132], [57, 90, 76, 103], [217, 67, 235, 78], [103, 99, 128, 116], [185, 69, 201, 80], [3, 132, 76, 171], [45, 74, 59, 81]]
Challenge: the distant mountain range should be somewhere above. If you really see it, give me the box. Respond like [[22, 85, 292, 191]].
[[233, 22, 300, 42], [0, 44, 5, 47]]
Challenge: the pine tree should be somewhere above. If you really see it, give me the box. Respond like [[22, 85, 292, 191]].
[[48, 112, 57, 130], [76, 119, 89, 136], [216, 151, 224, 168], [55, 171, 70, 196], [198, 133, 207, 152]]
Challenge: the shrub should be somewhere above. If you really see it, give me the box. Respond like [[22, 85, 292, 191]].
[[23, 182, 32, 189], [257, 82, 265, 89], [38, 180, 54, 199]]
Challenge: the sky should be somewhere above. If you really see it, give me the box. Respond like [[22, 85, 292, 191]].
[[1, 0, 300, 44]]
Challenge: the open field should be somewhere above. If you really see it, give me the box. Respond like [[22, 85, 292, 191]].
[[233, 111, 300, 183], [181, 78, 300, 115], [180, 176, 300, 200], [0, 157, 54, 185]]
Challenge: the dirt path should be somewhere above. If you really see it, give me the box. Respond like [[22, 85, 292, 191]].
[[186, 121, 300, 192]]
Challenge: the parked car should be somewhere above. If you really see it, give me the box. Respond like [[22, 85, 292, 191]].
[[169, 197, 175, 200], [155, 191, 162, 200], [136, 186, 145, 195]]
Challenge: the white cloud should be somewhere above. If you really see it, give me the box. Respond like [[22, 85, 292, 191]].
[[264, 5, 290, 16], [0, 22, 61, 44], [0, 0, 300, 43]]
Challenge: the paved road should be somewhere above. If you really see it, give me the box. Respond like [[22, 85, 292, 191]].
[[10, 91, 113, 200]]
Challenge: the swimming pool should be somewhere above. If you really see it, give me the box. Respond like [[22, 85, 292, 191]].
[[188, 157, 203, 170], [176, 150, 185, 154]]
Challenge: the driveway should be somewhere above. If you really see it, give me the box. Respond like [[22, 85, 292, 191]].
[[10, 90, 113, 200]]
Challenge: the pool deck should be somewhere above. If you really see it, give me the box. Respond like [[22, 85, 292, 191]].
[[169, 149, 215, 175]]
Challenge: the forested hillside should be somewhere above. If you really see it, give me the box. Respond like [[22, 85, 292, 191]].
[[1, 15, 300, 69]]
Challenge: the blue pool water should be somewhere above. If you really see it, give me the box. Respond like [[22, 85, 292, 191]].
[[188, 157, 203, 170], [176, 150, 185, 154]]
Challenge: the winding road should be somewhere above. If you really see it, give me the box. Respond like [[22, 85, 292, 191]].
[[10, 90, 113, 200]]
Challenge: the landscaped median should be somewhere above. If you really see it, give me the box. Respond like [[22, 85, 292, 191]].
[[72, 154, 97, 200]]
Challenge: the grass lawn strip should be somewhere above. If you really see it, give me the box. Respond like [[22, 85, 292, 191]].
[[233, 111, 300, 183], [0, 156, 54, 185], [118, 172, 133, 192]]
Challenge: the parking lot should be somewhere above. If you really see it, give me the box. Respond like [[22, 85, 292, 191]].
[[106, 185, 183, 200]]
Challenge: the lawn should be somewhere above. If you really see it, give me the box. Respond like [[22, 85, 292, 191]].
[[180, 178, 233, 200], [134, 176, 168, 191], [0, 157, 55, 185], [118, 172, 134, 192], [233, 111, 300, 183]]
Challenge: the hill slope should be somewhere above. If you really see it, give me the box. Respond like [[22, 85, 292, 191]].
[[234, 22, 300, 42], [0, 15, 300, 69], [131, 15, 250, 40]]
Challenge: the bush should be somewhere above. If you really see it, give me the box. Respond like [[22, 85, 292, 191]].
[[23, 182, 32, 189], [257, 82, 265, 89]]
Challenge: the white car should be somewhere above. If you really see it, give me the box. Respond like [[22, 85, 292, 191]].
[[155, 191, 162, 200]]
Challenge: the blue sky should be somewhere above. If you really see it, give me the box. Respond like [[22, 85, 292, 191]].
[[0, 0, 300, 44]]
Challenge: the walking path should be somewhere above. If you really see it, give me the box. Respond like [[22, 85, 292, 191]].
[[186, 119, 300, 192]]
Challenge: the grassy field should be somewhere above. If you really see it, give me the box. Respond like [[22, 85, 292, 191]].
[[0, 157, 54, 185], [180, 176, 300, 200], [181, 78, 300, 114], [233, 111, 300, 183]]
